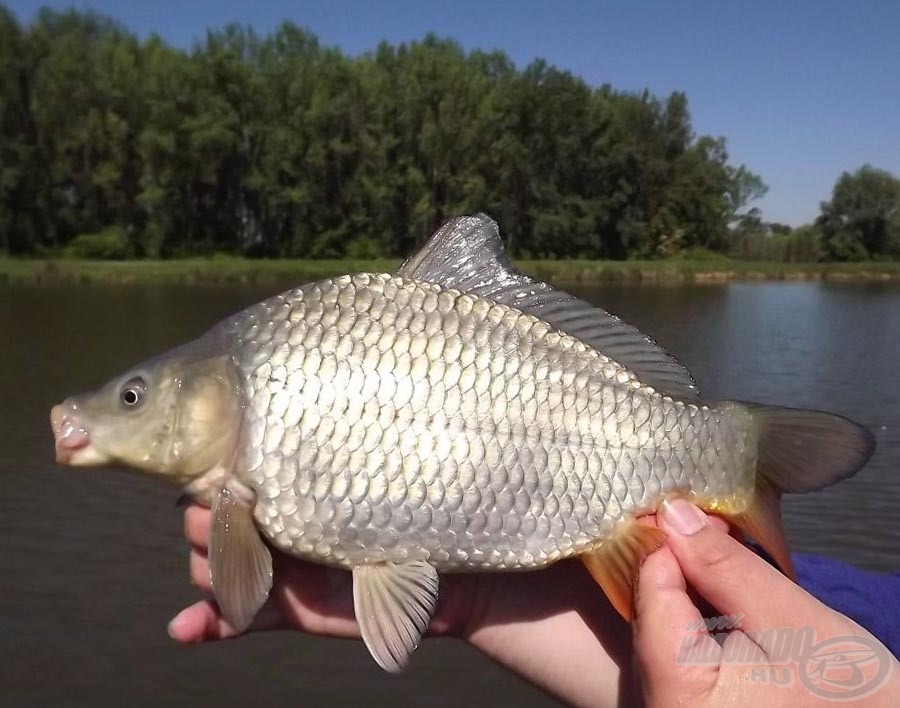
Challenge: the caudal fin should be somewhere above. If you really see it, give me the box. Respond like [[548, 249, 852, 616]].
[[728, 404, 876, 580]]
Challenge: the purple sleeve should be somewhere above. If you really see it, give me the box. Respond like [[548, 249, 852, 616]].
[[793, 553, 900, 659]]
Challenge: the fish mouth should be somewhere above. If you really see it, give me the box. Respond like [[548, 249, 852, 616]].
[[50, 401, 108, 466]]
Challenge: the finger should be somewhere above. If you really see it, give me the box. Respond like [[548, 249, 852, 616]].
[[167, 599, 284, 643], [659, 498, 830, 635], [189, 548, 211, 590], [634, 545, 721, 698], [708, 516, 730, 533], [183, 504, 211, 549]]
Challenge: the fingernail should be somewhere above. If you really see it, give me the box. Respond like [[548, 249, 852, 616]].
[[167, 610, 189, 639], [660, 498, 707, 535]]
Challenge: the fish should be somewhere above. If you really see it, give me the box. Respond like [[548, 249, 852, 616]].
[[50, 214, 875, 671]]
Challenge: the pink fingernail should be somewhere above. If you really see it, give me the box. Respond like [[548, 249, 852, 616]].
[[661, 498, 707, 535], [167, 610, 189, 639]]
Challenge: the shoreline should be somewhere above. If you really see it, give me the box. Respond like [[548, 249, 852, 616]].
[[2, 257, 900, 285]]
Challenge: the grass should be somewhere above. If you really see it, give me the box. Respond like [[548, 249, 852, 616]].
[[2, 256, 900, 285]]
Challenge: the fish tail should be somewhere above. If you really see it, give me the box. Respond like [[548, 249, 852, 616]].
[[579, 404, 874, 622], [725, 403, 876, 580]]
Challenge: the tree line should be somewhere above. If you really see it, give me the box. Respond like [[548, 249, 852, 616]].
[[731, 165, 900, 262], [0, 6, 897, 261]]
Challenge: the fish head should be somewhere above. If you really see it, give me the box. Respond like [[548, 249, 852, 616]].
[[51, 342, 242, 482]]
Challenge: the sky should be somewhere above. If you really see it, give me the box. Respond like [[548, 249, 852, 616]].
[[7, 0, 900, 226]]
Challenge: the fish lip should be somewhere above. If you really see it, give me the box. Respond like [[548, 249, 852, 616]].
[[59, 442, 111, 467], [55, 438, 90, 464], [51, 401, 92, 464]]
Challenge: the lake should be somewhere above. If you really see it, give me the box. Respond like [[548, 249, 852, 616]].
[[1, 280, 898, 707]]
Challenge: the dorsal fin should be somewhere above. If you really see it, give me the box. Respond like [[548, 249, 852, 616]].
[[398, 214, 699, 400]]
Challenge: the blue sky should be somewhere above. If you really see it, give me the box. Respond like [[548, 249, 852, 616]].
[[8, 0, 900, 226]]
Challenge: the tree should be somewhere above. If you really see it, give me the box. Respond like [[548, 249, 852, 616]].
[[818, 165, 900, 261], [0, 3, 769, 261], [0, 5, 29, 253]]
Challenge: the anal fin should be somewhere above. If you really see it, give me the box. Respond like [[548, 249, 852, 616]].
[[352, 561, 439, 672], [210, 479, 273, 633], [581, 521, 666, 620]]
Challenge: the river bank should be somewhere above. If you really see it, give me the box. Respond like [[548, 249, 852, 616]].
[[2, 257, 900, 285]]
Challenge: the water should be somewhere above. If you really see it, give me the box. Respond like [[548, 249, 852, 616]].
[[2, 280, 899, 707]]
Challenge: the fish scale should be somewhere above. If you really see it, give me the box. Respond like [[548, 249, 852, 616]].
[[231, 272, 755, 570]]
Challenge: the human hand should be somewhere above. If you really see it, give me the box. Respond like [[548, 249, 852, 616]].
[[634, 498, 900, 707], [167, 503, 488, 641], [169, 503, 630, 707]]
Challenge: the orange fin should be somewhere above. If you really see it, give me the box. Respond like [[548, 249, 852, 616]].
[[581, 521, 667, 620], [726, 481, 795, 580]]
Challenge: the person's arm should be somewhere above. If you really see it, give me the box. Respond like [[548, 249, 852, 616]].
[[171, 504, 632, 708], [457, 564, 633, 707]]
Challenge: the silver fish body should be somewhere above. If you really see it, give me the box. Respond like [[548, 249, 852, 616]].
[[225, 272, 756, 572], [51, 214, 874, 672]]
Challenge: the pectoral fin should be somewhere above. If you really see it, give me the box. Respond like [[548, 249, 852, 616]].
[[581, 520, 667, 621], [352, 561, 439, 672], [210, 480, 273, 633]]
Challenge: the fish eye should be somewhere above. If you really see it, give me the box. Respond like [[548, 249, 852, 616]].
[[120, 377, 147, 409]]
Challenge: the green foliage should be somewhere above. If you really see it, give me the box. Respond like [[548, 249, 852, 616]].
[[818, 165, 900, 261], [62, 225, 132, 259], [784, 225, 824, 263], [0, 5, 774, 260], [674, 246, 731, 262], [729, 217, 826, 263], [345, 235, 383, 259]]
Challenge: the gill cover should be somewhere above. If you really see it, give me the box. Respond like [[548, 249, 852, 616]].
[[166, 355, 242, 477]]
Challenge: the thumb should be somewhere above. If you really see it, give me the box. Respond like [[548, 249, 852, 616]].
[[168, 599, 284, 643], [658, 498, 823, 635]]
